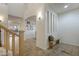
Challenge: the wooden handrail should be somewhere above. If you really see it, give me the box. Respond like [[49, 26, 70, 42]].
[[0, 23, 19, 36]]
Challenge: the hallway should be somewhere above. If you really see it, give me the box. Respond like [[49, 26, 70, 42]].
[[0, 3, 79, 56]]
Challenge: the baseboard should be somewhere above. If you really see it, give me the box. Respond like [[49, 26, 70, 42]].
[[61, 41, 79, 47]]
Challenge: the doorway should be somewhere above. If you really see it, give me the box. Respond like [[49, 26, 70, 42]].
[[25, 15, 36, 48]]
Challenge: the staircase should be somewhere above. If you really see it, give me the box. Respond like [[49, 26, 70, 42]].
[[0, 22, 24, 56], [0, 47, 12, 56]]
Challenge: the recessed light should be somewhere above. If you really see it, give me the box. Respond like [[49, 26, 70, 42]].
[[64, 5, 68, 8]]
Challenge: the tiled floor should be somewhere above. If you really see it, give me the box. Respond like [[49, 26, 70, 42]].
[[0, 38, 79, 56], [23, 39, 79, 56]]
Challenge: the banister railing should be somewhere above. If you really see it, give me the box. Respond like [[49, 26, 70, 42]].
[[0, 23, 19, 56], [0, 23, 19, 36]]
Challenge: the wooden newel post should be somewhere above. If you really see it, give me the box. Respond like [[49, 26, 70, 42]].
[[12, 34, 15, 56], [5, 30, 9, 56], [19, 31, 24, 56], [4, 30, 7, 49]]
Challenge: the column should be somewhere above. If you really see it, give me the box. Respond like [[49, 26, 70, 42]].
[[18, 19, 26, 56]]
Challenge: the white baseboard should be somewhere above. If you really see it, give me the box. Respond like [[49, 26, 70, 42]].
[[61, 41, 79, 47]]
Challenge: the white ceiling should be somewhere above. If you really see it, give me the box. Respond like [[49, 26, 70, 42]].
[[47, 3, 79, 14], [24, 3, 44, 19], [1, 3, 78, 19], [8, 3, 26, 17], [8, 3, 79, 17], [8, 3, 43, 18]]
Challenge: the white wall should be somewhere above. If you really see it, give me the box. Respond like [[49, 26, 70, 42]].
[[58, 8, 79, 46], [46, 11, 59, 39], [0, 4, 8, 20], [43, 4, 59, 49], [36, 4, 59, 50], [36, 4, 48, 50]]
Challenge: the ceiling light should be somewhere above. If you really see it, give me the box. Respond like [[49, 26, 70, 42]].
[[64, 5, 68, 8]]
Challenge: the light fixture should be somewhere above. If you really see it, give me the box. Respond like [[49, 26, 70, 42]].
[[0, 16, 4, 22], [37, 11, 42, 21], [64, 5, 69, 8]]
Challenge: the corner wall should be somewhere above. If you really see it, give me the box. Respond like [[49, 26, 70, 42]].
[[36, 4, 59, 50], [58, 8, 79, 46], [36, 5, 47, 50]]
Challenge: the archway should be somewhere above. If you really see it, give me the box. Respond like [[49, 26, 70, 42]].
[[24, 15, 37, 50]]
